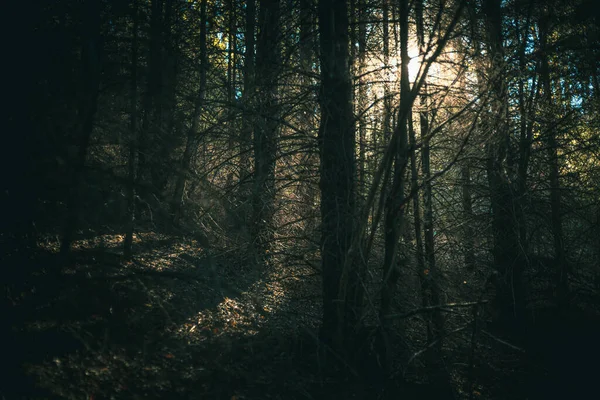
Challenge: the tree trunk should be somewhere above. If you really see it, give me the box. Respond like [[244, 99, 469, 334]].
[[382, 0, 392, 144], [515, 0, 534, 254], [153, 0, 178, 195], [461, 165, 475, 270], [379, 0, 410, 374], [298, 0, 318, 235], [318, 0, 358, 353], [252, 0, 280, 258], [124, 0, 139, 260], [409, 111, 428, 323], [60, 0, 102, 260], [539, 7, 568, 309], [171, 0, 208, 223], [357, 0, 367, 202], [483, 0, 526, 335], [420, 83, 449, 390], [240, 0, 256, 189], [138, 0, 164, 207], [226, 0, 237, 187]]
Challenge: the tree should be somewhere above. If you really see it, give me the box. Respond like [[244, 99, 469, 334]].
[[171, 0, 209, 225], [10, 0, 600, 397], [482, 0, 527, 335], [60, 0, 103, 261], [379, 0, 411, 374], [538, 2, 568, 309], [124, 0, 140, 260], [318, 0, 359, 354], [251, 0, 281, 259], [240, 0, 256, 186]]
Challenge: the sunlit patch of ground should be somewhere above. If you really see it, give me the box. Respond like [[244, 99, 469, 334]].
[[10, 231, 324, 399]]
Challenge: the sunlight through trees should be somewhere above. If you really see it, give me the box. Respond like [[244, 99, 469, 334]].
[[4, 0, 600, 398]]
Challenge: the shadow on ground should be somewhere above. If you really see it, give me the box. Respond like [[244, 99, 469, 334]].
[[3, 234, 600, 400]]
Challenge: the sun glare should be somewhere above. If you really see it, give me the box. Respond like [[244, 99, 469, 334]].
[[408, 46, 421, 83]]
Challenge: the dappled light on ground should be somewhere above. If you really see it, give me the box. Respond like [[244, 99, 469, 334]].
[[7, 231, 326, 399]]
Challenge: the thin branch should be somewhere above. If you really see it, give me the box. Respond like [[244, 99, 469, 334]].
[[384, 300, 489, 320], [480, 330, 526, 353], [402, 324, 470, 372]]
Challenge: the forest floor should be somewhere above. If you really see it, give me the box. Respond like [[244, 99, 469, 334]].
[[3, 231, 600, 399], [3, 231, 357, 400]]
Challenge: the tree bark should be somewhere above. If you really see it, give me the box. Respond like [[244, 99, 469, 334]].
[[318, 0, 358, 353], [138, 0, 166, 206], [124, 0, 139, 260], [382, 0, 392, 144], [251, 0, 280, 258], [483, 0, 526, 335], [515, 1, 534, 253], [357, 0, 367, 202], [539, 7, 568, 309], [240, 0, 256, 188], [226, 0, 238, 187], [171, 0, 208, 224], [379, 0, 410, 374], [60, 0, 102, 261], [298, 0, 318, 234], [461, 164, 475, 270]]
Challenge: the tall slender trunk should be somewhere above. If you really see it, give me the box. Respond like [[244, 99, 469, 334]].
[[357, 0, 367, 202], [251, 0, 280, 257], [240, 0, 256, 188], [138, 0, 164, 203], [60, 0, 102, 260], [124, 0, 139, 260], [382, 0, 392, 144], [298, 0, 318, 233], [515, 1, 534, 253], [539, 8, 567, 309], [379, 0, 410, 374], [318, 0, 357, 353], [171, 0, 208, 223], [414, 0, 449, 378], [227, 0, 236, 110], [226, 0, 237, 187], [463, 2, 482, 272], [461, 164, 475, 270], [483, 0, 526, 334], [420, 83, 448, 389], [421, 86, 437, 295], [153, 0, 177, 195], [409, 111, 428, 315]]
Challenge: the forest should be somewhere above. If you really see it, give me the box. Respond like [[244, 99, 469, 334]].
[[2, 0, 600, 398]]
